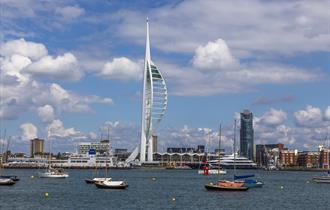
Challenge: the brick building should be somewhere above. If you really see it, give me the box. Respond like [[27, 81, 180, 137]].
[[279, 150, 298, 167]]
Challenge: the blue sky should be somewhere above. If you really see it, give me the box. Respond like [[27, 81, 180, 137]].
[[0, 0, 329, 154]]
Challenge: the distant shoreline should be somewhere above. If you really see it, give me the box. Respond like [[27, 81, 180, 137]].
[[3, 165, 329, 171]]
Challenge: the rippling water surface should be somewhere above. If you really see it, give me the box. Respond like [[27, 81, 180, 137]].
[[0, 169, 329, 210]]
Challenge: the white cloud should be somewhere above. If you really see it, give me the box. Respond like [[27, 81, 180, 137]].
[[161, 58, 319, 96], [99, 57, 143, 80], [114, 0, 329, 56], [324, 106, 330, 121], [37, 104, 55, 123], [47, 119, 79, 139], [0, 38, 47, 60], [294, 105, 323, 127], [20, 123, 38, 140], [26, 53, 82, 81], [99, 57, 142, 80], [258, 108, 287, 126], [55, 5, 85, 21], [192, 39, 237, 70], [1, 54, 31, 84]]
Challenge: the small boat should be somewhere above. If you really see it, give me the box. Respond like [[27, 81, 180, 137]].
[[205, 180, 248, 191], [0, 175, 20, 182], [95, 178, 128, 189], [39, 129, 69, 178], [0, 178, 16, 186], [39, 167, 69, 178], [313, 170, 330, 184]]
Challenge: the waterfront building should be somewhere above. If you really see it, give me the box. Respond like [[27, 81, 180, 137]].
[[240, 109, 254, 160], [319, 148, 329, 169], [297, 151, 320, 168], [279, 149, 298, 167], [126, 19, 168, 164], [30, 138, 44, 157], [78, 140, 109, 155]]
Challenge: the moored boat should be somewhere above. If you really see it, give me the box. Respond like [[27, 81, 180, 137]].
[[313, 177, 330, 183], [313, 170, 330, 184], [39, 167, 69, 178], [39, 129, 69, 178], [0, 178, 16, 185], [95, 179, 128, 189]]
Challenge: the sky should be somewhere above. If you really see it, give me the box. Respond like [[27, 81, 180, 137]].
[[0, 0, 329, 154]]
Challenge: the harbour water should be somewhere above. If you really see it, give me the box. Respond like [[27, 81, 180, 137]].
[[0, 169, 329, 210]]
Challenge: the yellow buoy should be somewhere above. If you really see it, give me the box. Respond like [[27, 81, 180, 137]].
[[30, 175, 34, 179], [44, 192, 49, 197], [171, 197, 176, 202]]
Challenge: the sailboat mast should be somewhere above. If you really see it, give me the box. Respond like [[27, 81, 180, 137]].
[[47, 128, 51, 170], [218, 124, 221, 179], [234, 119, 237, 176]]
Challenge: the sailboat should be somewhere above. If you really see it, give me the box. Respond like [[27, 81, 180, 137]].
[[205, 121, 248, 191], [94, 127, 128, 189], [94, 156, 128, 189], [0, 156, 16, 185], [39, 130, 69, 178], [199, 128, 226, 175], [85, 149, 112, 184], [0, 132, 17, 185]]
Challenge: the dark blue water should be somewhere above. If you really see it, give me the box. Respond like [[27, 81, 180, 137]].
[[0, 169, 329, 210]]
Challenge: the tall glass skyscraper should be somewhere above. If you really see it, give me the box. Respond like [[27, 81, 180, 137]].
[[240, 109, 254, 160]]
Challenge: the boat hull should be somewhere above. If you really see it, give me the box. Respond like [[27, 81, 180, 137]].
[[205, 183, 248, 191], [0, 178, 16, 185], [95, 181, 128, 189], [313, 176, 330, 184], [39, 173, 69, 178]]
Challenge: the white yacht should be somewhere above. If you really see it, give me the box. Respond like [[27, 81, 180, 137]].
[[39, 167, 69, 178], [209, 154, 257, 169]]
